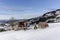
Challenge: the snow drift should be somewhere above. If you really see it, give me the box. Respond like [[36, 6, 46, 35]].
[[0, 23, 60, 40]]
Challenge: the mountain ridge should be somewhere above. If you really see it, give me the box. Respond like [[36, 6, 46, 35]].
[[0, 9, 60, 24]]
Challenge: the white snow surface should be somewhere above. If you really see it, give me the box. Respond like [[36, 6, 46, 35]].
[[0, 23, 60, 40]]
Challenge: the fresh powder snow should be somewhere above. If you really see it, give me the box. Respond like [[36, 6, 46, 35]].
[[0, 23, 60, 40]]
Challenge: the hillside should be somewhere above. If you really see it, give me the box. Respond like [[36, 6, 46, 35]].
[[0, 23, 59, 40], [0, 9, 60, 25], [28, 9, 60, 24]]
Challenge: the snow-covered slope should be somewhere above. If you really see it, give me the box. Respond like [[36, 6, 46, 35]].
[[0, 23, 60, 40]]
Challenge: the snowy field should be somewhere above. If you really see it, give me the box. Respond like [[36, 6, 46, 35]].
[[0, 23, 60, 40]]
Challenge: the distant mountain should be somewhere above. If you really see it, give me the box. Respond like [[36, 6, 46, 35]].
[[0, 20, 9, 23], [0, 19, 28, 24], [28, 9, 60, 24], [0, 9, 60, 24]]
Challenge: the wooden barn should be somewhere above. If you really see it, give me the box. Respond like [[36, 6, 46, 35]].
[[13, 20, 30, 30], [34, 22, 49, 29]]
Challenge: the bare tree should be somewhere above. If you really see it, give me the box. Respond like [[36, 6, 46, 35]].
[[9, 17, 15, 30]]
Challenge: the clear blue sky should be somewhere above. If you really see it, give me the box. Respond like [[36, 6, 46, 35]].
[[0, 0, 60, 19]]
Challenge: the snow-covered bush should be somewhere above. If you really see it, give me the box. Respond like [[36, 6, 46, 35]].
[[0, 29, 6, 32]]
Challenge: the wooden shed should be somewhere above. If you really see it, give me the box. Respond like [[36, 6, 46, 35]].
[[34, 22, 48, 29]]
